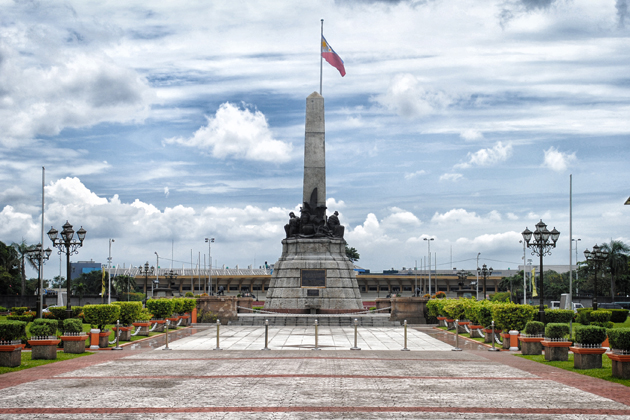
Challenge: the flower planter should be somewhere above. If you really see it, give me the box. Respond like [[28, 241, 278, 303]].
[[152, 319, 166, 332], [446, 319, 455, 330], [180, 314, 190, 326], [542, 340, 572, 361], [607, 353, 630, 379], [167, 317, 179, 328], [483, 328, 501, 344], [28, 339, 60, 360], [500, 333, 511, 349], [98, 330, 111, 348], [457, 321, 470, 334], [61, 334, 89, 354], [570, 346, 607, 369], [437, 316, 447, 328], [132, 322, 151, 337], [469, 325, 484, 338], [112, 325, 134, 341], [0, 343, 24, 368], [519, 336, 544, 355]]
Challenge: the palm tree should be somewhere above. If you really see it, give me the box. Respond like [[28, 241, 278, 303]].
[[601, 240, 630, 299], [11, 240, 37, 297]]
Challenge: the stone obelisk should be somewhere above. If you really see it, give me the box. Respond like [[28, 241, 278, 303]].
[[263, 92, 363, 314]]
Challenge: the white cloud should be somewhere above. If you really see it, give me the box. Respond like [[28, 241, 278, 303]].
[[460, 129, 484, 141], [455, 231, 523, 250], [405, 170, 426, 180], [382, 207, 421, 230], [164, 187, 170, 198], [507, 212, 519, 220], [456, 141, 513, 169], [326, 198, 346, 209], [374, 74, 454, 118], [165, 102, 293, 163], [439, 173, 463, 182], [432, 208, 503, 225], [543, 147, 577, 172]]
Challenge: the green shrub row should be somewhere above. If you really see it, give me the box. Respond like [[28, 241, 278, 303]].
[[63, 318, 83, 333], [492, 302, 537, 331], [7, 314, 34, 323], [545, 323, 570, 339], [0, 306, 7, 312], [0, 320, 27, 341], [608, 328, 630, 351], [146, 299, 174, 319], [544, 309, 574, 324], [575, 325, 607, 345], [48, 306, 83, 320], [523, 321, 544, 335], [29, 319, 58, 337], [609, 309, 629, 323], [112, 301, 143, 326], [10, 307, 28, 315], [83, 304, 121, 330]]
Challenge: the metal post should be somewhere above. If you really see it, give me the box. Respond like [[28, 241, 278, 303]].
[[402, 319, 410, 351], [489, 320, 500, 352], [312, 319, 321, 350], [113, 320, 123, 351], [262, 319, 270, 351], [350, 318, 361, 350], [452, 319, 462, 351], [163, 319, 171, 351], [214, 319, 222, 350]]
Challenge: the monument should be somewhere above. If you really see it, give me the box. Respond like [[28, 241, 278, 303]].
[[263, 92, 363, 314]]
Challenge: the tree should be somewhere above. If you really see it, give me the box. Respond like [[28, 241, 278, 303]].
[[113, 275, 136, 297], [74, 270, 104, 296], [50, 275, 67, 289], [345, 246, 360, 263], [71, 282, 86, 305], [601, 240, 630, 299], [0, 266, 20, 295], [0, 241, 20, 275], [11, 240, 37, 297]]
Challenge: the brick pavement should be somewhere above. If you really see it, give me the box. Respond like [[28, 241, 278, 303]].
[[0, 325, 629, 419]]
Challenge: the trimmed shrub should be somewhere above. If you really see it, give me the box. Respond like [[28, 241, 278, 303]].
[[607, 328, 630, 351], [117, 292, 145, 302], [492, 302, 537, 331], [83, 304, 121, 331], [49, 307, 69, 320], [112, 301, 142, 326], [171, 298, 184, 314], [475, 300, 495, 329], [63, 318, 83, 334], [7, 314, 34, 323], [181, 298, 196, 314], [575, 325, 607, 345], [464, 300, 480, 324], [426, 299, 441, 318], [0, 320, 27, 341], [0, 306, 7, 312], [145, 299, 174, 319], [576, 308, 592, 325], [544, 309, 574, 324], [590, 310, 612, 323], [10, 307, 28, 315], [185, 292, 194, 297], [442, 299, 469, 321], [489, 292, 511, 302], [523, 321, 544, 335], [545, 323, 570, 339], [31, 319, 58, 335], [609, 309, 629, 323], [137, 308, 152, 321]]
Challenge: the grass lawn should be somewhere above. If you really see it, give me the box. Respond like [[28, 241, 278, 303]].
[[518, 353, 630, 387], [0, 351, 93, 375]]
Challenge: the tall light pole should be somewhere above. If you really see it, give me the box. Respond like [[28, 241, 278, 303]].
[[139, 262, 154, 304], [48, 221, 86, 319], [424, 237, 434, 295], [573, 238, 581, 294], [477, 264, 493, 300], [522, 219, 560, 323], [584, 244, 609, 311], [520, 240, 526, 304], [476, 253, 480, 300], [155, 251, 160, 296], [25, 244, 52, 318], [205, 238, 214, 295], [107, 239, 115, 304]]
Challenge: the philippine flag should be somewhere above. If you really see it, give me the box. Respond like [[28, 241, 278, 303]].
[[321, 35, 346, 77]]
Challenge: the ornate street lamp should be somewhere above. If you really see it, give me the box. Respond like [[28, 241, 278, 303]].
[[584, 244, 609, 311], [167, 269, 178, 294], [477, 264, 493, 300], [48, 221, 86, 319], [522, 219, 560, 323], [25, 244, 52, 318], [139, 261, 154, 299], [457, 270, 469, 292]]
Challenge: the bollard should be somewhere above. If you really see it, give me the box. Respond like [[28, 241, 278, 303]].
[[214, 319, 222, 351], [312, 319, 321, 351], [350, 318, 361, 351], [401, 319, 410, 351], [113, 320, 123, 351], [163, 319, 172, 351], [452, 319, 462, 352], [262, 319, 270, 351], [488, 320, 500, 352]]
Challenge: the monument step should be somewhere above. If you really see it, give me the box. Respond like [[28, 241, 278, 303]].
[[231, 314, 400, 327]]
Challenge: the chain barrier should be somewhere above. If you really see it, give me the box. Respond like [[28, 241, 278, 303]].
[[235, 306, 392, 316]]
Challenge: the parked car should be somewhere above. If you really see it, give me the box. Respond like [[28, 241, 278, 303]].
[[598, 303, 623, 309]]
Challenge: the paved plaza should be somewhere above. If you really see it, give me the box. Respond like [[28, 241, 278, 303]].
[[1, 325, 630, 419]]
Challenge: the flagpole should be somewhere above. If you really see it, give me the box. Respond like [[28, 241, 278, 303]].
[[320, 19, 324, 95]]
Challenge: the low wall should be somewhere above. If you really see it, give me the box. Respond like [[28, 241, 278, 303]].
[[196, 296, 254, 323], [375, 297, 428, 324]]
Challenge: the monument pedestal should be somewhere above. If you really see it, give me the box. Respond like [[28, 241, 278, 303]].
[[264, 237, 363, 313]]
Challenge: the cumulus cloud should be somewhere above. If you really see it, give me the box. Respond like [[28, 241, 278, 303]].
[[374, 74, 454, 118], [542, 146, 576, 172], [405, 170, 426, 180], [460, 129, 484, 141], [432, 208, 502, 225], [326, 198, 346, 209], [455, 231, 523, 249], [439, 173, 463, 182], [165, 102, 293, 163], [382, 207, 421, 230], [455, 141, 513, 169]]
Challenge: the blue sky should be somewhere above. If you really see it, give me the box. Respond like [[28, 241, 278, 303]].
[[1, 0, 629, 278]]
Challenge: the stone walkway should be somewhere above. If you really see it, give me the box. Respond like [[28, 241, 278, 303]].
[[0, 325, 629, 419]]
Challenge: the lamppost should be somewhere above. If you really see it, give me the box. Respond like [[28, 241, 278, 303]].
[[573, 238, 581, 294], [424, 237, 434, 295], [25, 244, 52, 318], [584, 244, 609, 311], [107, 239, 115, 304], [139, 261, 154, 300], [519, 240, 526, 304], [154, 252, 160, 295], [476, 252, 480, 300], [205, 237, 214, 295], [457, 270, 468, 295], [477, 264, 493, 300], [522, 219, 560, 323], [47, 221, 86, 319], [167, 269, 178, 294]]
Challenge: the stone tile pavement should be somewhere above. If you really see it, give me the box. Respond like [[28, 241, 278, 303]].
[[0, 325, 629, 419]]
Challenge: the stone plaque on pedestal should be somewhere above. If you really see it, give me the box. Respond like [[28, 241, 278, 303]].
[[302, 269, 326, 288]]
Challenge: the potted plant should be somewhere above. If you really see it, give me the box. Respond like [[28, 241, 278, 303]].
[[542, 323, 571, 361], [0, 320, 27, 367], [132, 308, 153, 337], [474, 301, 498, 343], [28, 319, 60, 360], [519, 321, 545, 355], [112, 301, 142, 340], [168, 298, 184, 327], [180, 298, 196, 326], [60, 318, 88, 354], [492, 302, 537, 350], [146, 299, 174, 332], [607, 328, 630, 378], [570, 326, 607, 369], [442, 299, 468, 332], [463, 300, 483, 338], [83, 304, 121, 348]]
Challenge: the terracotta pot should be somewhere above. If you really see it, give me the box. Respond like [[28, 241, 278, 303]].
[[61, 335, 89, 354], [436, 316, 447, 327], [112, 326, 134, 341], [541, 340, 572, 361], [132, 322, 151, 336], [152, 319, 166, 332], [570, 346, 607, 369], [28, 339, 61, 360], [607, 353, 630, 379], [519, 336, 544, 355]]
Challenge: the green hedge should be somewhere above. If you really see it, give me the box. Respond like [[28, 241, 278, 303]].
[[575, 325, 607, 345], [30, 319, 58, 337], [83, 304, 121, 330], [523, 321, 544, 335], [544, 309, 574, 324], [545, 323, 570, 339], [576, 308, 592, 325], [171, 298, 184, 314], [10, 307, 28, 315], [591, 310, 612, 323], [112, 301, 142, 326], [0, 320, 27, 341], [607, 328, 630, 351], [48, 306, 83, 320], [0, 306, 7, 312], [146, 299, 174, 319], [7, 314, 34, 323], [426, 300, 441, 318], [492, 302, 537, 331], [475, 300, 495, 329], [609, 309, 629, 323], [442, 299, 470, 321], [185, 292, 194, 297], [181, 298, 196, 313], [63, 318, 83, 333]]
